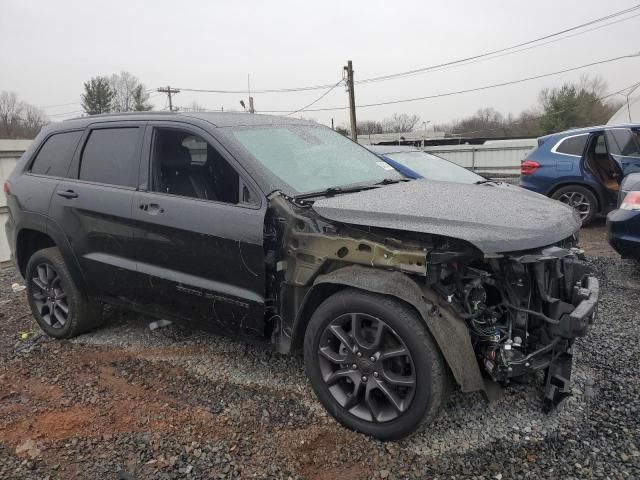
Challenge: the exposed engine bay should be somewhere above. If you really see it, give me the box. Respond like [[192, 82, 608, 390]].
[[426, 244, 598, 409]]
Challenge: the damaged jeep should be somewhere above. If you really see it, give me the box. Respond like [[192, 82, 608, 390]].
[[5, 113, 598, 440]]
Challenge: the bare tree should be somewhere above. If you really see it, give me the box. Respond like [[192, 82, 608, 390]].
[[110, 71, 152, 112], [0, 91, 48, 139], [357, 120, 384, 135], [0, 91, 24, 138], [382, 113, 421, 133], [21, 104, 48, 138]]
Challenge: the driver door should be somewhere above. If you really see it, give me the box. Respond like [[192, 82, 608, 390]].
[[129, 122, 267, 337]]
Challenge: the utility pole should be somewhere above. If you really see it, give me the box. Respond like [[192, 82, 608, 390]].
[[247, 74, 255, 113], [344, 60, 357, 141], [158, 86, 180, 112]]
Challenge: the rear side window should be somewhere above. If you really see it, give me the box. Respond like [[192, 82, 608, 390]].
[[555, 134, 588, 156], [30, 131, 83, 177], [606, 129, 640, 157], [79, 128, 140, 187]]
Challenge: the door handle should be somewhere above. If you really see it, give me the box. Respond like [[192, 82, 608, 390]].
[[139, 203, 164, 215], [56, 189, 78, 199]]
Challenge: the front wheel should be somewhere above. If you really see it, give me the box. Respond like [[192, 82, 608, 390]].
[[551, 185, 598, 226], [304, 289, 449, 440]]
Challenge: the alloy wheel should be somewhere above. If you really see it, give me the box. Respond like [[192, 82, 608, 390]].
[[31, 263, 69, 329], [317, 312, 416, 423], [557, 191, 591, 220]]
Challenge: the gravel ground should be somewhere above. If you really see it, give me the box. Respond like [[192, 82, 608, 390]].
[[0, 231, 639, 479]]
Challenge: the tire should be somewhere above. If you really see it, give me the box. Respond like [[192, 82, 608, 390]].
[[303, 289, 449, 441], [551, 185, 598, 226], [25, 247, 102, 339]]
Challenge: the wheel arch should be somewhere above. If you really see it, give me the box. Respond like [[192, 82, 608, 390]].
[[291, 265, 486, 394], [547, 181, 604, 213], [15, 224, 88, 293], [16, 228, 56, 276]]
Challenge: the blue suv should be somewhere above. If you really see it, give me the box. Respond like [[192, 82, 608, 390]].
[[520, 124, 640, 226]]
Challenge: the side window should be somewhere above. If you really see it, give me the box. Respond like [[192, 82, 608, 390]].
[[79, 128, 140, 187], [555, 134, 588, 156], [150, 128, 244, 205], [30, 130, 83, 177], [606, 128, 640, 157]]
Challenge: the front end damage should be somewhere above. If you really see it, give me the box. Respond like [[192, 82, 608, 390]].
[[427, 245, 598, 409], [266, 193, 598, 410]]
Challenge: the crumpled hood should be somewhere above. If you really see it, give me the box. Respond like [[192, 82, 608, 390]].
[[312, 180, 580, 253]]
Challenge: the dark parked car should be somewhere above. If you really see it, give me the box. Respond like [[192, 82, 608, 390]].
[[607, 172, 640, 260], [4, 112, 599, 440], [520, 124, 640, 225], [366, 145, 486, 183]]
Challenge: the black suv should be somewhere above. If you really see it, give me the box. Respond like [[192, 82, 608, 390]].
[[5, 112, 599, 440]]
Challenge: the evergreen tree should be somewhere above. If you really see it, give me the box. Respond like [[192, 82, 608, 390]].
[[132, 84, 153, 111], [81, 77, 113, 115]]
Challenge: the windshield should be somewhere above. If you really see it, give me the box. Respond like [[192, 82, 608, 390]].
[[384, 151, 484, 184], [220, 124, 402, 194]]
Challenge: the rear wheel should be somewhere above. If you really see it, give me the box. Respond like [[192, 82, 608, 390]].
[[551, 185, 598, 226], [304, 289, 449, 440], [25, 247, 102, 339]]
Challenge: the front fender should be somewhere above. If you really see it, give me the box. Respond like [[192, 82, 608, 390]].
[[303, 265, 486, 394]]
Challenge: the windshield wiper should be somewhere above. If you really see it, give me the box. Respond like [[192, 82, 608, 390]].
[[474, 179, 501, 185], [375, 178, 407, 185], [293, 184, 378, 200]]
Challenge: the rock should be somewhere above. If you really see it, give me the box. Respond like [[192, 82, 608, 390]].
[[15, 439, 42, 459], [149, 319, 172, 331]]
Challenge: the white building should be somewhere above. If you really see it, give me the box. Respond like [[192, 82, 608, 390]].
[[1, 139, 32, 265]]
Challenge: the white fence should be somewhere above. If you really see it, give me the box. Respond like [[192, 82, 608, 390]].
[[423, 139, 537, 175], [1, 140, 31, 264]]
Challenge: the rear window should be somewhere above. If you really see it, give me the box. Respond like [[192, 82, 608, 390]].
[[30, 131, 83, 177], [555, 134, 588, 156], [79, 128, 140, 187]]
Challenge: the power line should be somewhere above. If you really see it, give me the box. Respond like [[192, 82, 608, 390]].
[[357, 11, 640, 82], [259, 53, 640, 114], [48, 110, 85, 117], [172, 5, 640, 95], [285, 80, 344, 116], [37, 88, 157, 111], [355, 5, 640, 85]]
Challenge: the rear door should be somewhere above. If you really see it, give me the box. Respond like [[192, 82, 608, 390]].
[[47, 121, 145, 300], [129, 121, 266, 336], [604, 128, 640, 177]]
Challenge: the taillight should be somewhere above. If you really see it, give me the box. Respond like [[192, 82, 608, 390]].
[[621, 191, 640, 211], [2, 181, 10, 196], [521, 160, 540, 176]]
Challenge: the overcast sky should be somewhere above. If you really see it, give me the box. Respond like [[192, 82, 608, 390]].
[[2, 0, 640, 129]]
